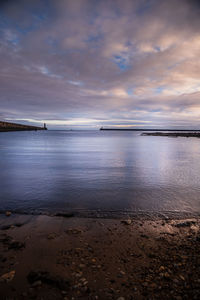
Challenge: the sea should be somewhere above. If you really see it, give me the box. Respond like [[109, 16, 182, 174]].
[[1, 130, 200, 217]]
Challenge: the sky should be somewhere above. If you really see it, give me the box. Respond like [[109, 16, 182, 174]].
[[1, 0, 200, 129]]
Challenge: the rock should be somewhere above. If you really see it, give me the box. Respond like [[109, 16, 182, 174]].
[[5, 211, 11, 217], [159, 266, 165, 272], [1, 225, 12, 230], [79, 264, 85, 269], [8, 241, 25, 250], [179, 275, 185, 281], [65, 228, 83, 234], [117, 297, 125, 300], [175, 221, 195, 228], [55, 212, 74, 218], [120, 271, 126, 276], [14, 223, 24, 227], [32, 280, 42, 287], [0, 270, 15, 282], [121, 219, 132, 225], [27, 271, 70, 290], [140, 234, 149, 239], [47, 233, 57, 240], [61, 290, 67, 295]]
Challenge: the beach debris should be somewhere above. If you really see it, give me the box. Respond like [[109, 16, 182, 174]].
[[5, 211, 11, 217], [0, 270, 15, 282], [121, 219, 132, 225], [27, 271, 70, 290]]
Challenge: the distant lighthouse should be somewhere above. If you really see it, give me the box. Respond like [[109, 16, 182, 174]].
[[44, 123, 47, 130]]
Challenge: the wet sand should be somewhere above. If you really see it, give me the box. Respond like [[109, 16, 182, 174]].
[[0, 213, 200, 299]]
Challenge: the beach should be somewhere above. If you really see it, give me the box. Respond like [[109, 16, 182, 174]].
[[1, 213, 200, 299]]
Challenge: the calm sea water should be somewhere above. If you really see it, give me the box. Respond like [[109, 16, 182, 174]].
[[1, 130, 200, 215]]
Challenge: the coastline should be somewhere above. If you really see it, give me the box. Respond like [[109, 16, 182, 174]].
[[1, 213, 200, 299]]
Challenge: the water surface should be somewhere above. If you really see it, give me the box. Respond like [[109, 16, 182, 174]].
[[1, 130, 200, 215]]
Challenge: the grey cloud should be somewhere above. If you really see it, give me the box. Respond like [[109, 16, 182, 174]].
[[0, 0, 200, 128]]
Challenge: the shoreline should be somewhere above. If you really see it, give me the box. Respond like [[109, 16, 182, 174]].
[[1, 213, 200, 299], [1, 209, 200, 220]]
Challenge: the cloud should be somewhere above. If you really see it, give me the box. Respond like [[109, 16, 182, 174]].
[[0, 0, 200, 129]]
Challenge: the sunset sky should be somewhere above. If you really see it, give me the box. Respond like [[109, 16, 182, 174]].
[[1, 0, 200, 129]]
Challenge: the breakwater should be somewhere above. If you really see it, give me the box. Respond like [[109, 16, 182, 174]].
[[142, 132, 200, 137], [0, 121, 47, 132], [100, 127, 200, 132]]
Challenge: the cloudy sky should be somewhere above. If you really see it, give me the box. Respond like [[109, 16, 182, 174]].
[[1, 0, 200, 129]]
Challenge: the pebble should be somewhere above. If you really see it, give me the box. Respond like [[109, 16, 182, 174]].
[[120, 271, 126, 276], [32, 280, 42, 287], [47, 233, 57, 240], [61, 290, 67, 295], [0, 270, 15, 282], [121, 219, 132, 225], [5, 211, 11, 217]]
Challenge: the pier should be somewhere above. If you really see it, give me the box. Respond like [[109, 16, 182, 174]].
[[0, 121, 47, 132]]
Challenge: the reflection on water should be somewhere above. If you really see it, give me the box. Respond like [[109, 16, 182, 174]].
[[0, 130, 200, 213]]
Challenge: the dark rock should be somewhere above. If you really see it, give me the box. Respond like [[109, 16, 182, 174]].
[[27, 271, 70, 290], [32, 280, 42, 287], [175, 221, 195, 228], [0, 270, 15, 282], [8, 241, 25, 250], [140, 234, 149, 239], [55, 212, 74, 218], [1, 225, 11, 230], [5, 211, 12, 217], [14, 223, 24, 227], [121, 219, 132, 225], [0, 234, 12, 244]]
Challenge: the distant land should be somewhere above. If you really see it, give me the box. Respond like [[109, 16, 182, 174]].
[[100, 127, 200, 132], [0, 121, 47, 132]]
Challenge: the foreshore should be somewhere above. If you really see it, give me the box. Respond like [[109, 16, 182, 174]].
[[0, 213, 200, 299]]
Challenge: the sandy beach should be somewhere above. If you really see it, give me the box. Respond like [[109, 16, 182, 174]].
[[0, 213, 200, 300]]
